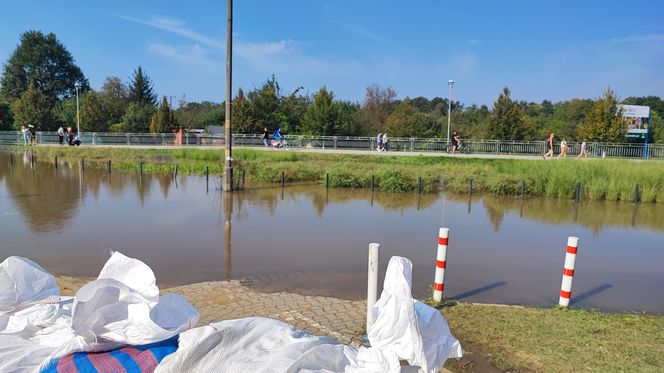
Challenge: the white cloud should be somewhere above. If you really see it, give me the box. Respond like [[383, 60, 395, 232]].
[[117, 14, 360, 79], [147, 43, 219, 67], [116, 14, 225, 50], [609, 34, 664, 44]]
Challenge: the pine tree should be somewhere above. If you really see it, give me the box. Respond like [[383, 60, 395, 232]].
[[301, 87, 338, 136], [128, 66, 157, 107], [488, 87, 526, 140], [577, 87, 626, 142], [149, 97, 176, 133]]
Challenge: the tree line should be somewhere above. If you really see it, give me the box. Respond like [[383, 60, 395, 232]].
[[1, 30, 662, 143]]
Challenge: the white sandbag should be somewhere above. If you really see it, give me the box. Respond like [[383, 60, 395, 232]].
[[0, 252, 199, 372], [0, 256, 59, 313], [368, 256, 462, 372], [155, 317, 400, 373]]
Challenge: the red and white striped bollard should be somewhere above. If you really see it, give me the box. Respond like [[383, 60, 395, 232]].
[[559, 236, 580, 307], [433, 227, 449, 303]]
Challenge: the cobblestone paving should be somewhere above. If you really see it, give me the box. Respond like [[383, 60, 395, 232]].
[[163, 279, 367, 346]]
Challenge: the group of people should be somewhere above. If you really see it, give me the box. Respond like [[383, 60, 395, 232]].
[[57, 126, 81, 146], [20, 125, 36, 146], [263, 127, 286, 148], [543, 133, 588, 159], [376, 132, 389, 151]]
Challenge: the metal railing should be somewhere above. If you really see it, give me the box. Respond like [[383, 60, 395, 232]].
[[1, 130, 662, 159]]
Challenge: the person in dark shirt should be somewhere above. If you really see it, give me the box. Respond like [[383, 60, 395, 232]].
[[262, 127, 270, 147]]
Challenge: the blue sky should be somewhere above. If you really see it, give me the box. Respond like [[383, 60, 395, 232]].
[[1, 0, 663, 106]]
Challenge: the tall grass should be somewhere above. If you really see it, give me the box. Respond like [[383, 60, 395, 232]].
[[22, 146, 664, 202]]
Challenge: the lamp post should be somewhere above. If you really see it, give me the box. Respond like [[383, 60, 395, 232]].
[[446, 80, 454, 151], [74, 82, 81, 134]]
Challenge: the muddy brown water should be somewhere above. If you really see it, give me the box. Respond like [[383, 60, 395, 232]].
[[1, 151, 663, 313]]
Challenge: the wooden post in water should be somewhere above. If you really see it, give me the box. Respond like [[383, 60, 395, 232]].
[[370, 175, 375, 191], [173, 164, 179, 179], [468, 179, 473, 196], [575, 182, 581, 203], [520, 180, 526, 199], [54, 156, 58, 170], [9, 153, 13, 167], [205, 165, 209, 183], [80, 158, 84, 172], [418, 176, 422, 194], [30, 152, 35, 170], [281, 171, 285, 188], [107, 160, 112, 174], [241, 169, 245, 189], [139, 161, 143, 177], [634, 184, 640, 204], [325, 173, 329, 189]]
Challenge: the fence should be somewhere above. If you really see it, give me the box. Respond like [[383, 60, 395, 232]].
[[1, 130, 662, 160]]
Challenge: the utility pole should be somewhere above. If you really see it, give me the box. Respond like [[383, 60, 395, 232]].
[[223, 0, 233, 191]]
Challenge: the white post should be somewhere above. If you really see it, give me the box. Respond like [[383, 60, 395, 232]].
[[559, 236, 580, 307], [433, 227, 450, 303], [366, 242, 380, 333]]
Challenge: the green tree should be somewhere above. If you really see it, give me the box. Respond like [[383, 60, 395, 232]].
[[174, 100, 224, 130], [54, 97, 77, 129], [651, 111, 663, 143], [80, 91, 110, 132], [488, 87, 526, 140], [231, 88, 253, 134], [301, 87, 338, 136], [0, 100, 13, 130], [149, 97, 176, 133], [11, 83, 56, 130], [357, 84, 396, 135], [100, 76, 130, 125], [246, 76, 281, 133], [335, 101, 360, 136], [1, 30, 88, 104], [577, 88, 626, 142], [128, 66, 157, 107], [385, 98, 438, 138], [122, 102, 154, 133]]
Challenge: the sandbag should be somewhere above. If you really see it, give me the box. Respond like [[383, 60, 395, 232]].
[[368, 257, 463, 372]]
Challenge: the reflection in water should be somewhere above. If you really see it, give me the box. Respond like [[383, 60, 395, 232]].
[[224, 191, 232, 280], [1, 151, 663, 312]]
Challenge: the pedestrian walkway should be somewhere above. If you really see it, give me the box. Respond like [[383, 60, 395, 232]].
[[163, 279, 367, 346]]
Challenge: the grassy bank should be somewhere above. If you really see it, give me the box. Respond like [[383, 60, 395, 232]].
[[441, 303, 664, 372], [17, 146, 664, 202]]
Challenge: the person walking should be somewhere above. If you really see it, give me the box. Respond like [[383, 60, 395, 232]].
[[28, 125, 37, 146], [577, 140, 589, 159], [376, 132, 383, 151], [57, 126, 65, 145], [262, 127, 270, 147], [21, 126, 28, 146], [382, 132, 389, 152], [557, 138, 568, 159], [543, 133, 554, 159]]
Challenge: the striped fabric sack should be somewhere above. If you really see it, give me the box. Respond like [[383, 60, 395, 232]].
[[41, 336, 179, 373]]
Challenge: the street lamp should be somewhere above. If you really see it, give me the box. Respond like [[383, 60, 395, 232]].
[[446, 80, 454, 151], [74, 82, 81, 134]]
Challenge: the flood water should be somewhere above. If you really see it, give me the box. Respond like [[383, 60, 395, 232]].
[[1, 150, 663, 313]]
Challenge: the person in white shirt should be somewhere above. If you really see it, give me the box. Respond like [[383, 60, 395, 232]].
[[57, 126, 65, 145], [382, 133, 389, 151]]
